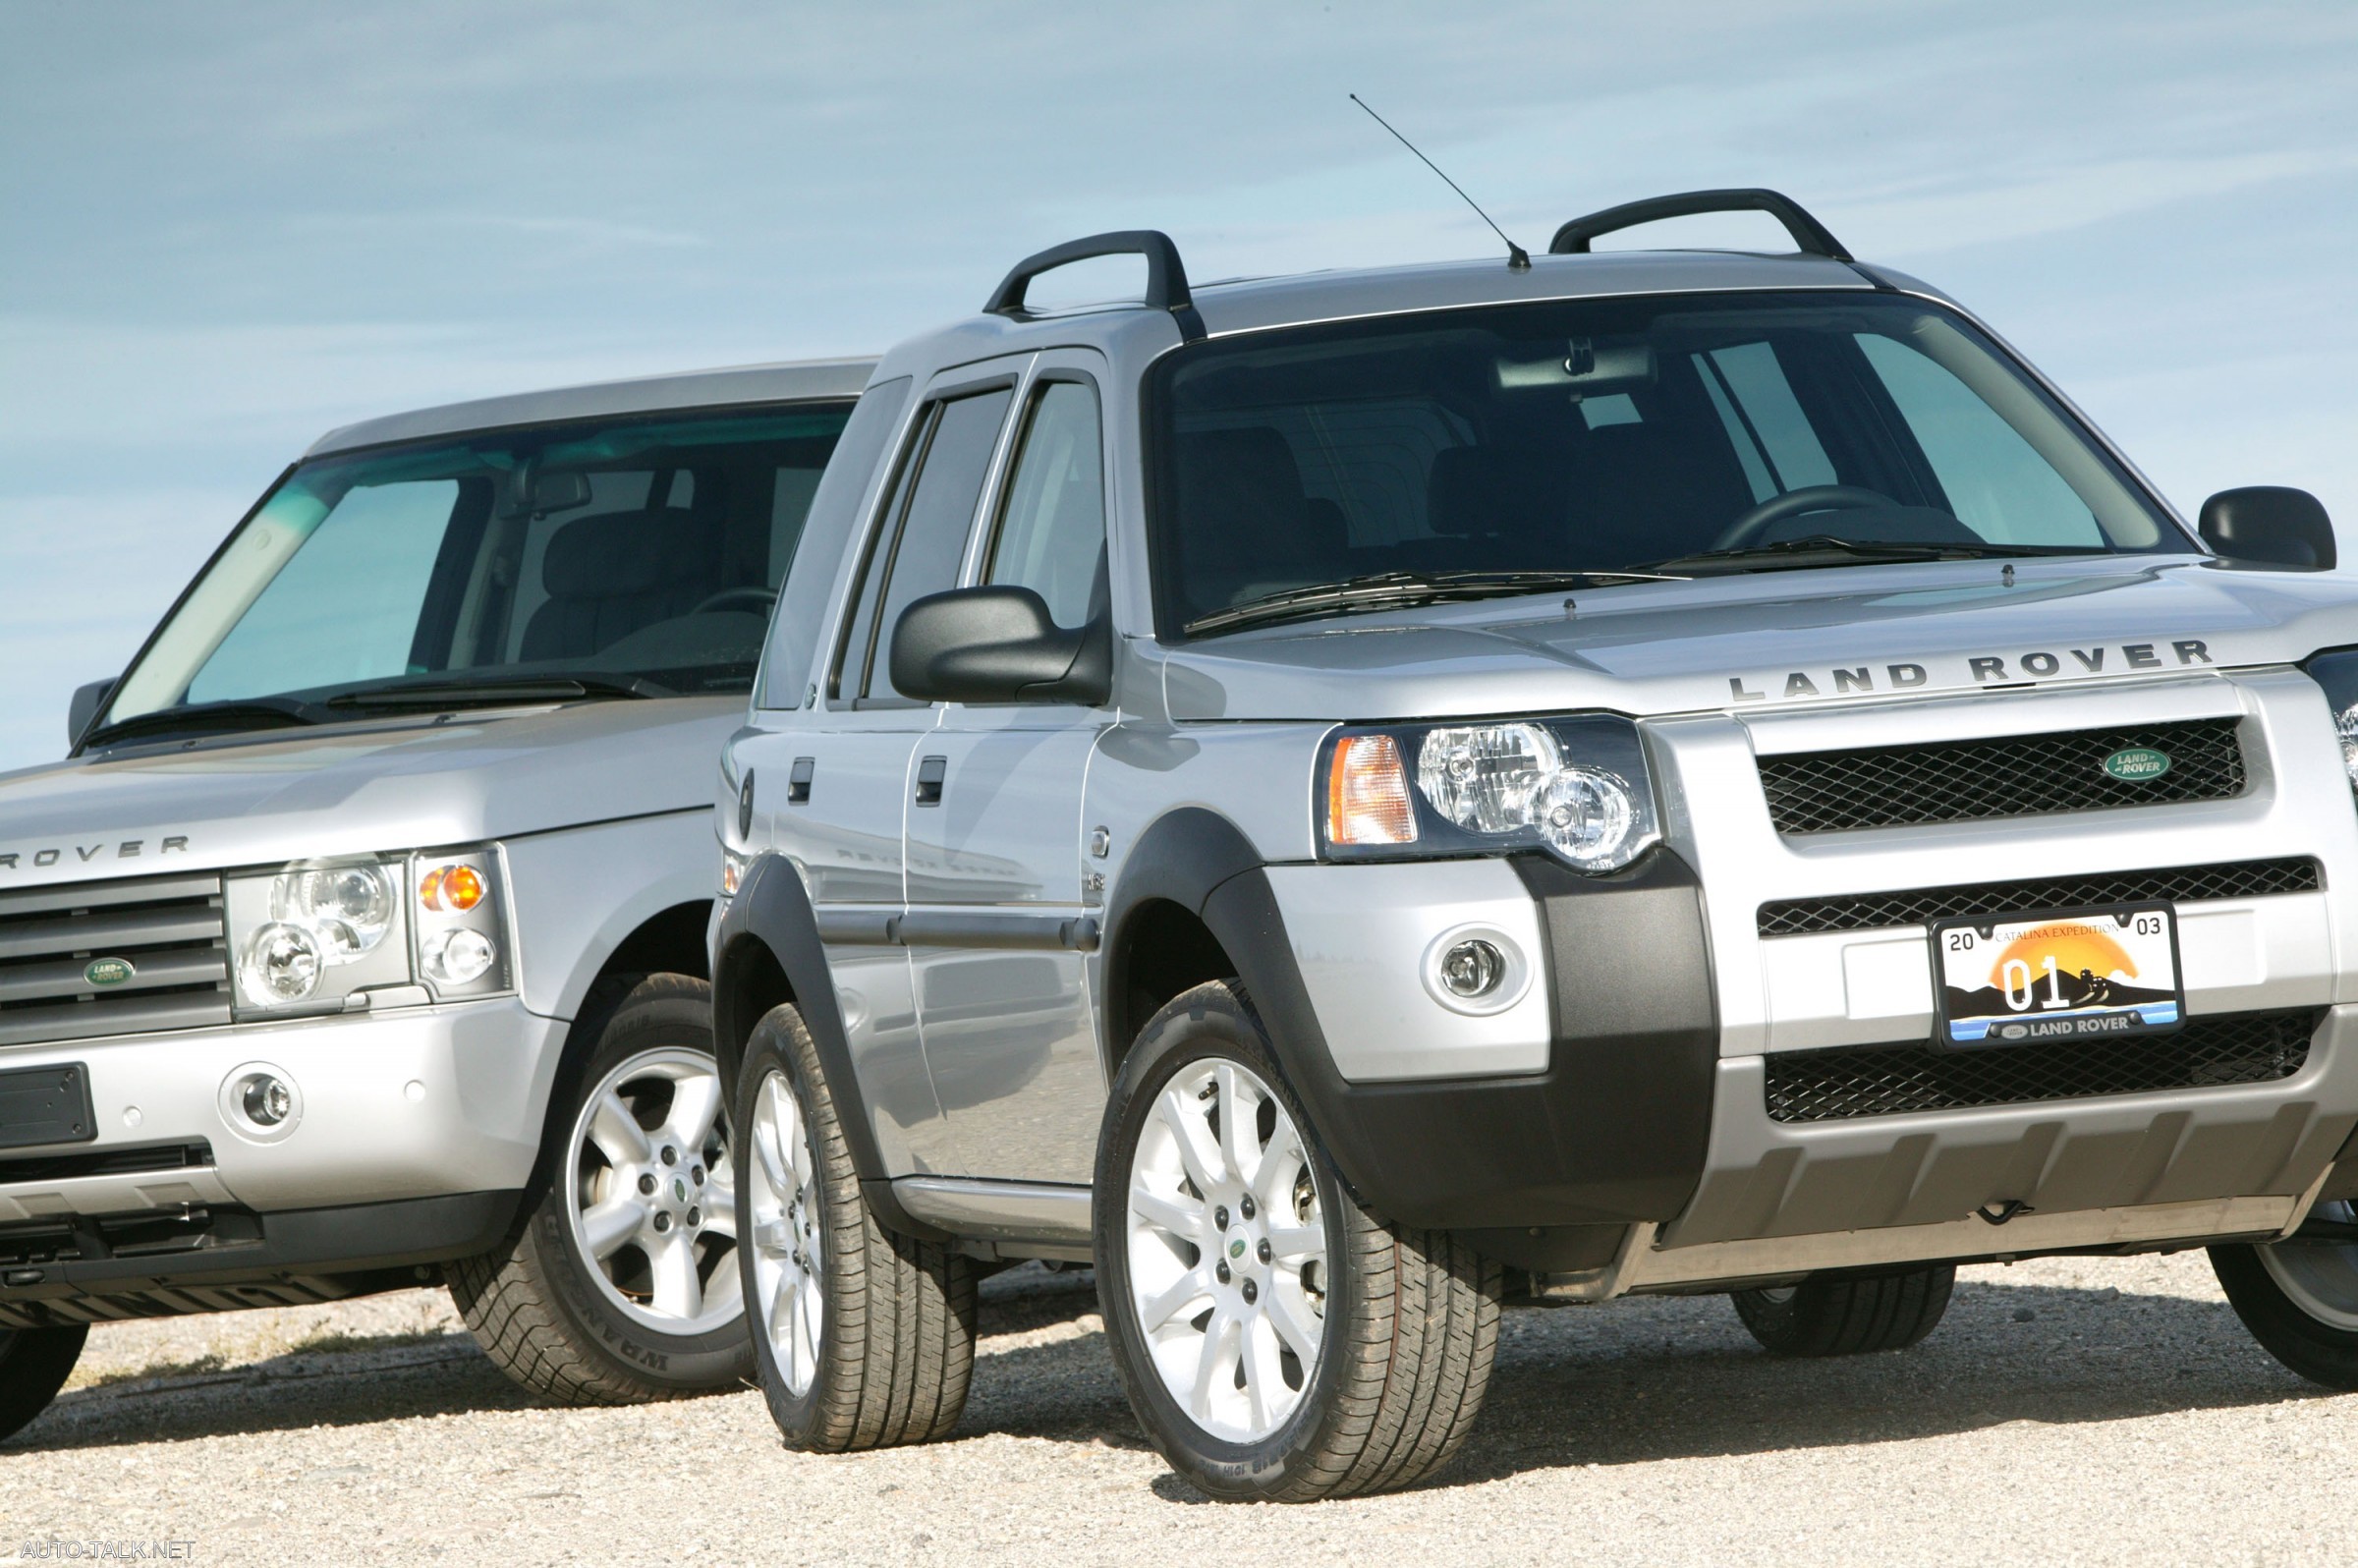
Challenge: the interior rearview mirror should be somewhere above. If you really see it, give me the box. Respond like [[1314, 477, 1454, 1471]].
[[889, 587, 1110, 706], [68, 677, 116, 746], [2200, 486, 2335, 571]]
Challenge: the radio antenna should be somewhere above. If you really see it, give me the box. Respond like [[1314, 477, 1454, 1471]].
[[1350, 93, 1530, 270]]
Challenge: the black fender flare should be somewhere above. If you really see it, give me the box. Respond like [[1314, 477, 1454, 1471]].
[[713, 853, 937, 1234], [1104, 810, 1717, 1233]]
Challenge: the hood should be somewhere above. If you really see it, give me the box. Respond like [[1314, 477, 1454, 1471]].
[[0, 697, 739, 890], [1160, 556, 2358, 722]]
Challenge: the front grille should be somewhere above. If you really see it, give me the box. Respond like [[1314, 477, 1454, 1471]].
[[1763, 1010, 2319, 1122], [0, 873, 231, 1048], [1758, 857, 2322, 937], [1758, 717, 2247, 834]]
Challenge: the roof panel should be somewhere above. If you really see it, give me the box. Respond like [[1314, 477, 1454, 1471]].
[[306, 357, 877, 458]]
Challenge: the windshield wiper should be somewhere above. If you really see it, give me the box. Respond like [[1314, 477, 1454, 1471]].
[[323, 673, 673, 711], [1636, 535, 2089, 577], [1185, 569, 1684, 636], [80, 695, 329, 750]]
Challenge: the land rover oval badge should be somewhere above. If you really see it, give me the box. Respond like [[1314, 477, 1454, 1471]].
[[2102, 748, 2171, 782], [84, 957, 136, 987]]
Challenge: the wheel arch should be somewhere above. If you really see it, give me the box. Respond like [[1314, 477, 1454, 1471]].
[[523, 899, 720, 1212], [709, 853, 896, 1196]]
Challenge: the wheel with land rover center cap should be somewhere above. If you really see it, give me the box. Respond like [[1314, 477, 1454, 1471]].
[[1094, 982, 1501, 1502]]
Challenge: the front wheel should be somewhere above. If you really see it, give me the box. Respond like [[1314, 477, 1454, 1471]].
[[736, 1001, 976, 1450], [1095, 980, 1501, 1503], [0, 1324, 87, 1445], [2213, 1201, 2358, 1388], [449, 975, 750, 1403]]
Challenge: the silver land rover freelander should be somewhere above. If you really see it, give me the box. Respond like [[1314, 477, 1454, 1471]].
[[710, 193, 2358, 1501], [0, 358, 870, 1442]]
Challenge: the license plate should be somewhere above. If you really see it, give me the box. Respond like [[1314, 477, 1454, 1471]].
[[0, 1062, 94, 1149], [1932, 904, 2183, 1046]]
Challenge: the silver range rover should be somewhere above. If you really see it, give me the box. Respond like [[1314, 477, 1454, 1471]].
[[711, 195, 2358, 1501], [0, 358, 868, 1442]]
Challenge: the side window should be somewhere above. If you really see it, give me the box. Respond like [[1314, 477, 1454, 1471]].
[[762, 377, 910, 708], [844, 386, 1015, 701], [986, 379, 1105, 629], [1856, 334, 2102, 545]]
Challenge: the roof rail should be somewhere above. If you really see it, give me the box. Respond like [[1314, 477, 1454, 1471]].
[[1547, 189, 1852, 262], [983, 229, 1206, 342]]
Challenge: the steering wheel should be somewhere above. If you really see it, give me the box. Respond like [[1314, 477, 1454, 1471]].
[[690, 587, 778, 617], [1711, 485, 1902, 551]]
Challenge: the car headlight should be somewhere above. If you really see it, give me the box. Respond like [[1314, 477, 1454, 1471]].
[[1319, 715, 1661, 873], [225, 846, 512, 1016], [2307, 649, 2358, 793], [228, 856, 414, 1016]]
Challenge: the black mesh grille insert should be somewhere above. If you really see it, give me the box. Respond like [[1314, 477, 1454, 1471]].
[[1763, 1010, 2320, 1123], [1758, 857, 2322, 937], [1758, 717, 2246, 834]]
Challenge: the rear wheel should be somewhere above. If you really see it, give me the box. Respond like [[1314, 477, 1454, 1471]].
[[1095, 980, 1501, 1502], [1731, 1264, 1954, 1356], [736, 1001, 976, 1450], [0, 1324, 87, 1445], [2213, 1201, 2358, 1388], [450, 975, 750, 1403]]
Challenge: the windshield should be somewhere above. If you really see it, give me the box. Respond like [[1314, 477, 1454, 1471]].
[[1147, 292, 2190, 634], [104, 403, 852, 731]]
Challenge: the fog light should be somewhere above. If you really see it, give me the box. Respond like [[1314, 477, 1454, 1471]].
[[219, 1062, 302, 1143], [1437, 938, 1505, 999], [242, 1075, 293, 1127], [1421, 924, 1532, 1017]]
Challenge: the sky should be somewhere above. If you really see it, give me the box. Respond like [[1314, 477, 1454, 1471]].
[[2, 1, 2354, 772]]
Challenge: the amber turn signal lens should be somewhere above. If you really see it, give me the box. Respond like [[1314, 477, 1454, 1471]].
[[419, 864, 485, 912], [1325, 734, 1418, 847]]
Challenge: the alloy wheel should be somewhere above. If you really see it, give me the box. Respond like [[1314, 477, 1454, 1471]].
[[563, 1046, 742, 1335], [746, 1067, 824, 1397], [1125, 1058, 1328, 1442], [2261, 1200, 2358, 1331]]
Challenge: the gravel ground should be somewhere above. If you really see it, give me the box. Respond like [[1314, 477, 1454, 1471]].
[[4, 1251, 2351, 1565]]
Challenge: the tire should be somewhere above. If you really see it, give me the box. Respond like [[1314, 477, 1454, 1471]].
[[1730, 1264, 1955, 1357], [2213, 1200, 2358, 1389], [0, 1324, 86, 1445], [1095, 980, 1502, 1503], [734, 1001, 976, 1450], [449, 974, 751, 1403]]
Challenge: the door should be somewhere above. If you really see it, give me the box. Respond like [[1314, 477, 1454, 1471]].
[[905, 364, 1114, 1184], [777, 376, 1020, 1177]]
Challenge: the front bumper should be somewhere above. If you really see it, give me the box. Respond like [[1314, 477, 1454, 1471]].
[[1247, 670, 2358, 1272], [0, 996, 563, 1220]]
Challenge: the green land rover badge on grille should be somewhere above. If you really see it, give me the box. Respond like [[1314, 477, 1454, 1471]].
[[2102, 747, 2172, 781], [84, 956, 135, 987]]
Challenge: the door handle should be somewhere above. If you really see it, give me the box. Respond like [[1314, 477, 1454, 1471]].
[[787, 756, 814, 805], [914, 755, 947, 807]]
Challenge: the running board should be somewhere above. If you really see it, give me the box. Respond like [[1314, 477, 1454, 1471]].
[[891, 1177, 1093, 1262]]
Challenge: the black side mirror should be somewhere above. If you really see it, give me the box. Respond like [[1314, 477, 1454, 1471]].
[[68, 677, 115, 746], [889, 586, 1111, 706], [2200, 486, 2335, 570]]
